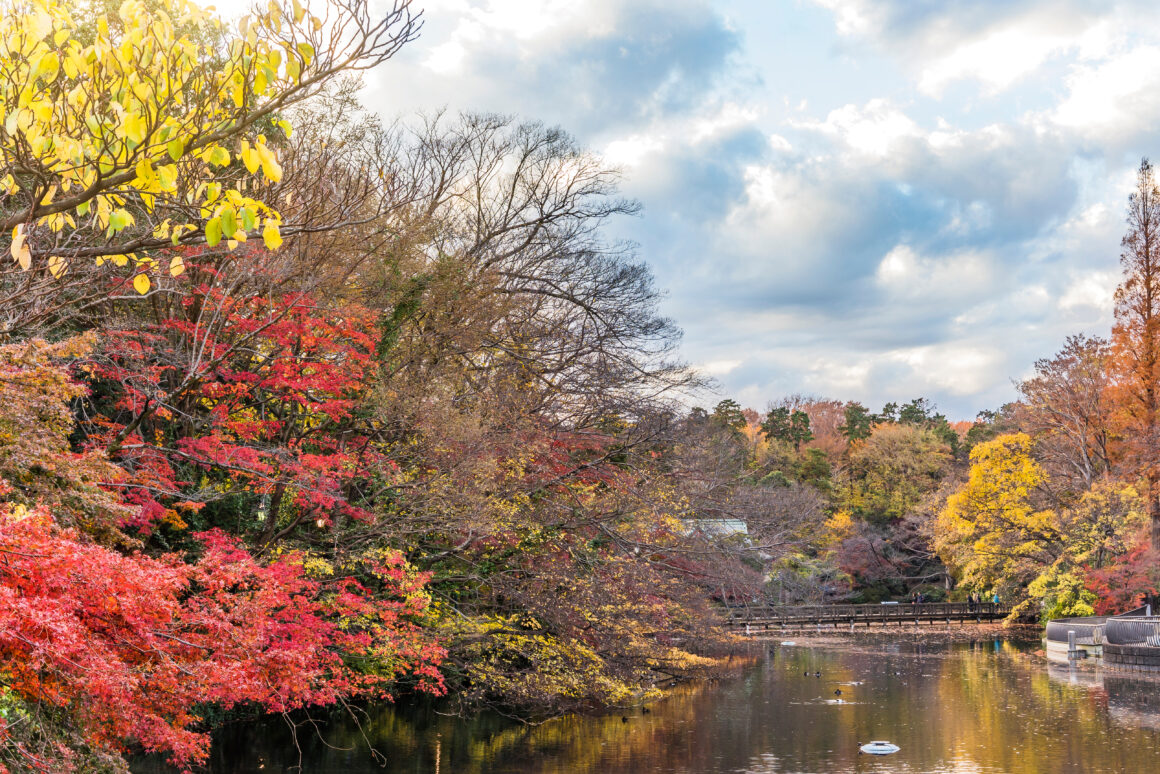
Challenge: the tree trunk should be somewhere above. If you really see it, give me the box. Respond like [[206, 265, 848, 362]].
[[1151, 469, 1160, 549], [259, 483, 287, 547]]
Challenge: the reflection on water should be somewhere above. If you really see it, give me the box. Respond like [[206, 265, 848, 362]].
[[134, 637, 1160, 774], [1047, 663, 1160, 732]]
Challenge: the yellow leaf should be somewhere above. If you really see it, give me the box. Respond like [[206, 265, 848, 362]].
[[108, 208, 134, 233], [121, 112, 147, 145], [205, 216, 222, 246], [63, 50, 79, 79], [157, 164, 177, 191], [169, 255, 185, 277], [10, 225, 32, 270], [240, 141, 260, 174], [13, 243, 31, 270], [10, 224, 26, 262], [47, 255, 68, 278], [205, 146, 230, 167], [133, 273, 151, 294], [220, 205, 237, 237], [255, 142, 283, 183], [262, 222, 283, 249], [34, 51, 60, 82]]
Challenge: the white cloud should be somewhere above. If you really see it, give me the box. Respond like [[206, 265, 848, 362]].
[[700, 359, 744, 376], [1058, 270, 1117, 312], [807, 0, 1153, 101], [809, 0, 875, 37], [691, 103, 761, 143], [1053, 45, 1160, 138], [886, 343, 1005, 396], [804, 357, 873, 394], [420, 0, 612, 75], [918, 23, 1074, 96], [603, 135, 665, 167], [874, 245, 994, 300], [795, 99, 919, 158], [767, 134, 793, 152]]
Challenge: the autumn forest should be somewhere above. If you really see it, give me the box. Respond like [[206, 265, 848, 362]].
[[1, 0, 1160, 772]]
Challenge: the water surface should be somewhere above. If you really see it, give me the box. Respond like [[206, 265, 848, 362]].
[[135, 636, 1160, 773]]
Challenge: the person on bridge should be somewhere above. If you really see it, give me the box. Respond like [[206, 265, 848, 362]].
[[992, 592, 1000, 605]]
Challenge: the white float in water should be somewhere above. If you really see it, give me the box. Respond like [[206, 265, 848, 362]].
[[860, 741, 900, 755], [779, 641, 796, 646]]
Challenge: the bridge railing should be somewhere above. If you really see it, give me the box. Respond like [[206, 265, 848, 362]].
[[1045, 617, 1106, 645], [1105, 615, 1160, 647], [725, 602, 1008, 622]]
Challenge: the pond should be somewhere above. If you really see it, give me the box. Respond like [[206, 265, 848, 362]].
[[134, 635, 1160, 773]]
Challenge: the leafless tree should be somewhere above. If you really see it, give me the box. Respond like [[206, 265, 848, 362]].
[[1016, 334, 1111, 490]]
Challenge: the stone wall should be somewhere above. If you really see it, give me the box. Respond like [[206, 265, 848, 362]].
[[1104, 643, 1160, 672]]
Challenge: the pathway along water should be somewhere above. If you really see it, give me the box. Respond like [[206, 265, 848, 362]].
[[134, 635, 1160, 773]]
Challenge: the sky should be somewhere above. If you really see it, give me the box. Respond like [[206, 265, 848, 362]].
[[231, 0, 1160, 418]]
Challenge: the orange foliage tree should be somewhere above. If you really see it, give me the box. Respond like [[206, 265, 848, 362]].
[[1108, 158, 1160, 547]]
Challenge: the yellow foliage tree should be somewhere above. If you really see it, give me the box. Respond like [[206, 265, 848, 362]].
[[938, 433, 1145, 618], [936, 433, 1061, 600], [0, 0, 417, 290]]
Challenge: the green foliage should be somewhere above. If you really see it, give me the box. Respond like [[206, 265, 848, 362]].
[[798, 448, 831, 491], [711, 399, 747, 431], [839, 402, 873, 442], [761, 406, 813, 449], [377, 273, 431, 364], [963, 405, 1017, 454], [766, 551, 850, 604], [1028, 564, 1097, 622], [897, 398, 938, 425], [844, 423, 951, 524]]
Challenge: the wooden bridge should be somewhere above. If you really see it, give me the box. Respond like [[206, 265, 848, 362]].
[[725, 602, 1011, 635]]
